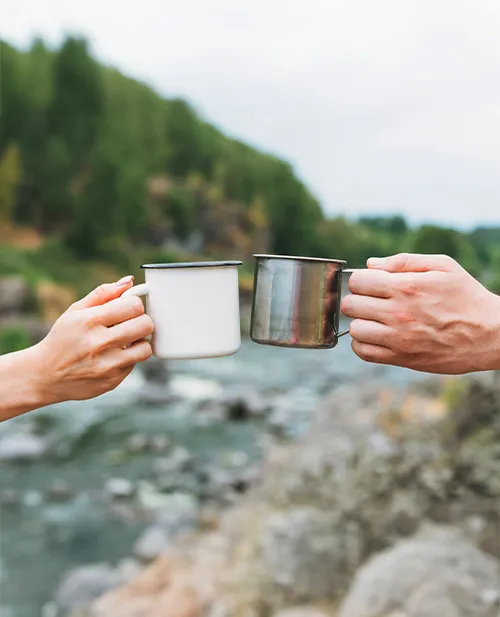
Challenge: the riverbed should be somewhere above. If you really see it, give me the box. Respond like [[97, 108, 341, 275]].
[[0, 338, 425, 617]]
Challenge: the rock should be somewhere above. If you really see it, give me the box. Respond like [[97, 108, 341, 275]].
[[115, 559, 143, 583], [150, 435, 172, 453], [133, 526, 171, 563], [139, 357, 169, 385], [126, 434, 148, 454], [0, 433, 48, 462], [152, 447, 193, 476], [262, 508, 357, 602], [218, 385, 271, 420], [0, 489, 21, 507], [105, 478, 135, 500], [137, 383, 178, 406], [0, 276, 32, 316], [339, 524, 499, 617], [273, 609, 334, 617], [47, 480, 73, 503], [153, 493, 199, 534], [267, 406, 298, 438], [90, 553, 205, 617], [54, 563, 120, 616], [22, 490, 43, 507]]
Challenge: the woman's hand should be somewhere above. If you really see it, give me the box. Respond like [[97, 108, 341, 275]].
[[341, 253, 500, 375], [27, 276, 154, 406]]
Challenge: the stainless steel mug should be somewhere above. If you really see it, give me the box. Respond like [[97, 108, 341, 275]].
[[250, 254, 355, 349]]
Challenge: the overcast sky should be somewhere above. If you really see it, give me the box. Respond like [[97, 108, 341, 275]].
[[2, 0, 499, 227]]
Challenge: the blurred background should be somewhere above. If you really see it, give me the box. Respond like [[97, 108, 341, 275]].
[[0, 2, 499, 616]]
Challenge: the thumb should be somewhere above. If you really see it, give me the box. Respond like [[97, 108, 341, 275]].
[[367, 253, 461, 274], [71, 275, 134, 310]]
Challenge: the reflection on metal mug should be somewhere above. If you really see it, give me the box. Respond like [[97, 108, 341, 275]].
[[250, 254, 357, 350]]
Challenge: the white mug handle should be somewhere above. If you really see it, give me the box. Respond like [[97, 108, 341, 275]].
[[122, 283, 150, 298], [122, 284, 152, 344]]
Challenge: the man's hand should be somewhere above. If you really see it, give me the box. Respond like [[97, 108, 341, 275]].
[[341, 253, 500, 374], [28, 276, 154, 406]]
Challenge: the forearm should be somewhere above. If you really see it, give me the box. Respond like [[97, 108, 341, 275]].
[[0, 345, 48, 422]]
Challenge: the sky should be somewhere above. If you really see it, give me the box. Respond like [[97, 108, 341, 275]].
[[2, 0, 499, 228]]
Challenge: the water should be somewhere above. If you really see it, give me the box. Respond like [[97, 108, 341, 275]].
[[0, 338, 424, 616]]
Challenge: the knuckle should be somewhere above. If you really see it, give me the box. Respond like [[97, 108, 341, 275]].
[[138, 342, 153, 361], [348, 270, 366, 293], [393, 310, 416, 324], [83, 310, 101, 330], [129, 296, 145, 314], [349, 319, 362, 338], [340, 295, 352, 314], [95, 284, 107, 297], [395, 280, 420, 297], [395, 253, 410, 268], [141, 315, 155, 336]]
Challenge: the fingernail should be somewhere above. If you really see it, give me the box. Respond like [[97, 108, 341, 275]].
[[367, 257, 386, 267], [116, 275, 134, 286]]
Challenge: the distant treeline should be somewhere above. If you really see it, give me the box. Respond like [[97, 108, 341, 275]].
[[1, 36, 499, 288]]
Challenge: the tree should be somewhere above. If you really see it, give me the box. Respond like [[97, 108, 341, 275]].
[[47, 37, 104, 166], [409, 225, 462, 259], [0, 41, 27, 152], [359, 215, 408, 236], [0, 144, 21, 222]]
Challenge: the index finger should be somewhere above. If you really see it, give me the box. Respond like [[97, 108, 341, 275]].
[[88, 295, 145, 327], [348, 269, 395, 299]]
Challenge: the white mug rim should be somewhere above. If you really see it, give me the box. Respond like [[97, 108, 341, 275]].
[[141, 261, 242, 270]]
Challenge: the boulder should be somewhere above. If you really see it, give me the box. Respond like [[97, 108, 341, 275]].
[[0, 433, 48, 462], [339, 524, 499, 617], [261, 508, 358, 602], [0, 277, 32, 316], [152, 447, 193, 476], [54, 563, 120, 617], [133, 526, 171, 563], [126, 434, 149, 454], [139, 357, 169, 385], [218, 385, 271, 420], [273, 609, 334, 617], [104, 478, 135, 500], [150, 435, 172, 453], [47, 480, 73, 503], [0, 489, 21, 507]]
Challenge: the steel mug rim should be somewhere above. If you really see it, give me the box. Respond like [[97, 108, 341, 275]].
[[253, 254, 347, 266]]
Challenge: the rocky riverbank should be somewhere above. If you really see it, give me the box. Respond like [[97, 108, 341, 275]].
[[40, 372, 500, 617]]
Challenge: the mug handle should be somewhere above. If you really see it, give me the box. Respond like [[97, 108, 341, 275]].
[[122, 283, 150, 299], [122, 284, 152, 343], [338, 269, 359, 338]]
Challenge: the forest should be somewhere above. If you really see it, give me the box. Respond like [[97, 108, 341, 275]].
[[1, 35, 500, 296]]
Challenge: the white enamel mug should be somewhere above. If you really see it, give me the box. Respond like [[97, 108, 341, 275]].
[[123, 261, 242, 360]]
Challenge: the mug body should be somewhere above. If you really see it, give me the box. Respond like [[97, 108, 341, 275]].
[[143, 261, 242, 360], [250, 254, 346, 349]]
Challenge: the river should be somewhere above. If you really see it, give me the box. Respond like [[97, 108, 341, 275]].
[[0, 337, 425, 617]]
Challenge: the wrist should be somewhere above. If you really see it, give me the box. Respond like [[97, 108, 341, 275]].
[[477, 292, 500, 372], [0, 345, 50, 421], [23, 343, 58, 408]]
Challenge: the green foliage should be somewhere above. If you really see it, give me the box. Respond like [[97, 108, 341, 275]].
[[0, 34, 498, 281], [409, 225, 462, 259], [47, 37, 104, 166], [0, 144, 22, 221], [359, 215, 408, 236], [0, 326, 30, 354], [165, 186, 197, 239]]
